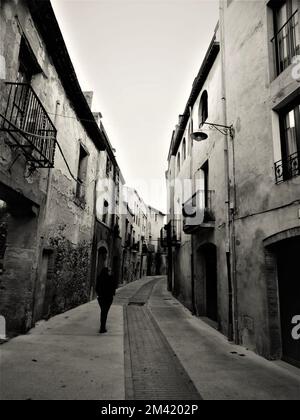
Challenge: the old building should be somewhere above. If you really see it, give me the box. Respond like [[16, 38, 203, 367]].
[[120, 188, 167, 284], [147, 206, 167, 276], [166, 0, 300, 367], [91, 108, 126, 294], [121, 187, 149, 283], [0, 0, 123, 336], [221, 0, 300, 367], [166, 29, 223, 323]]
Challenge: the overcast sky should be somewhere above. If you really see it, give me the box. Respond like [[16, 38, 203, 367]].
[[51, 0, 219, 212]]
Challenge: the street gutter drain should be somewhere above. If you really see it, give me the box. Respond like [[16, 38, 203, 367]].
[[128, 302, 145, 306]]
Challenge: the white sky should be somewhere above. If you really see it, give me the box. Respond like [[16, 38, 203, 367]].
[[51, 0, 219, 212]]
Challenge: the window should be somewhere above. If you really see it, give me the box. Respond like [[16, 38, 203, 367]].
[[182, 138, 186, 161], [17, 37, 41, 83], [76, 144, 89, 200], [106, 156, 111, 177], [177, 152, 181, 174], [271, 0, 299, 76], [202, 161, 209, 208], [102, 200, 109, 224], [275, 99, 300, 183], [188, 123, 193, 155], [199, 91, 208, 127]]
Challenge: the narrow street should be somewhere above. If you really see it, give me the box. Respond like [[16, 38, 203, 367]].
[[0, 277, 299, 401]]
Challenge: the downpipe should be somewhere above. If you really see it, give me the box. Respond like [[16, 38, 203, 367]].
[[220, 0, 239, 344]]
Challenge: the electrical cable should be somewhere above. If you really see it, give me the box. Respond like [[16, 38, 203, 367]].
[[55, 140, 81, 184]]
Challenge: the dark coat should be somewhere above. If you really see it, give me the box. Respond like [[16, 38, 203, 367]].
[[96, 268, 116, 300]]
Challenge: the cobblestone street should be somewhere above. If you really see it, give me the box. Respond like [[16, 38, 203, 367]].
[[1, 276, 299, 400], [124, 279, 202, 400]]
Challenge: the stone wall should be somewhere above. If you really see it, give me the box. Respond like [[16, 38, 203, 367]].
[[0, 0, 101, 334]]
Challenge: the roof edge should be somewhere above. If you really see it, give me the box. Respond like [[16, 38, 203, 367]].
[[171, 35, 220, 156]]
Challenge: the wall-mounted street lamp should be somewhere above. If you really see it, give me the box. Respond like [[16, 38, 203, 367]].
[[191, 122, 235, 141]]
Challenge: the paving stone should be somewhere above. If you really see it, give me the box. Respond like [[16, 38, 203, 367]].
[[124, 278, 202, 401]]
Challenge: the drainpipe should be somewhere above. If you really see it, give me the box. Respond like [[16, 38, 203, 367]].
[[219, 1, 238, 343]]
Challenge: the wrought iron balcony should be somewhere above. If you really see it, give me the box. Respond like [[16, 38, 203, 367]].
[[275, 152, 300, 184], [0, 82, 57, 168], [163, 220, 182, 247], [182, 190, 215, 235], [271, 10, 300, 76]]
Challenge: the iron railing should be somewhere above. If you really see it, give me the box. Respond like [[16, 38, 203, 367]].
[[182, 190, 215, 234], [275, 151, 299, 183], [0, 82, 57, 168], [271, 10, 300, 76]]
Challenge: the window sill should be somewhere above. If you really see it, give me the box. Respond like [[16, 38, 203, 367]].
[[270, 61, 299, 89], [275, 175, 300, 185]]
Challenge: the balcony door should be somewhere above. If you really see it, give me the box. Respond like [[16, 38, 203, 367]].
[[277, 99, 300, 182], [272, 0, 299, 75]]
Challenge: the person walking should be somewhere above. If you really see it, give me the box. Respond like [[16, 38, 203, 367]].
[[96, 267, 116, 334]]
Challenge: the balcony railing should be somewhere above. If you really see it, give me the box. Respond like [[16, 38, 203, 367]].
[[275, 151, 300, 184], [271, 10, 300, 76], [0, 82, 57, 168], [182, 190, 215, 235]]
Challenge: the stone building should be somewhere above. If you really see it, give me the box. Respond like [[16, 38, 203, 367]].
[[0, 0, 123, 336], [166, 0, 300, 367], [166, 29, 223, 323], [120, 188, 167, 284], [121, 187, 148, 283], [147, 206, 167, 276], [91, 110, 125, 294]]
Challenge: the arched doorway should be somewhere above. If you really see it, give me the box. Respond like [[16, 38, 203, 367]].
[[264, 229, 300, 367], [0, 187, 40, 334], [276, 237, 300, 366], [194, 243, 218, 323]]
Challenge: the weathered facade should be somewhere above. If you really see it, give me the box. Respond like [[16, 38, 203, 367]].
[[147, 206, 167, 276], [0, 0, 123, 336], [121, 187, 148, 284], [91, 111, 125, 294], [166, 29, 225, 322], [121, 188, 167, 284], [221, 0, 300, 367], [166, 0, 300, 367]]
